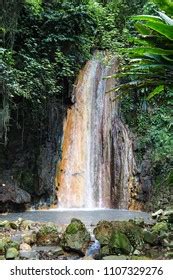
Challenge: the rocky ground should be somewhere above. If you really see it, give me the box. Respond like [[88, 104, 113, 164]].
[[0, 208, 173, 260]]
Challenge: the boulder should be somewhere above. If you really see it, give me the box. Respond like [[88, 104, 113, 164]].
[[143, 230, 157, 245], [93, 221, 113, 246], [61, 219, 90, 256], [36, 224, 60, 245], [109, 231, 132, 255], [0, 184, 31, 212]]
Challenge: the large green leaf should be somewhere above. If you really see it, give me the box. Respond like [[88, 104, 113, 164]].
[[126, 47, 173, 56], [143, 21, 173, 40], [135, 23, 152, 35], [147, 85, 165, 100], [131, 15, 162, 23]]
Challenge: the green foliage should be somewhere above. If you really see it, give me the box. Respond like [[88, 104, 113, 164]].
[[0, 0, 147, 144], [113, 10, 173, 102], [152, 0, 173, 15]]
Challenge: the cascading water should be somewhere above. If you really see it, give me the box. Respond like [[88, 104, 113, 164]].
[[56, 53, 139, 209]]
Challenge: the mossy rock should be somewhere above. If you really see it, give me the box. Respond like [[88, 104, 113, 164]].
[[61, 219, 90, 255], [93, 221, 113, 246], [9, 221, 19, 230], [143, 230, 158, 245], [109, 231, 132, 255], [6, 247, 19, 259], [0, 221, 10, 228], [152, 222, 168, 234], [36, 224, 60, 245], [23, 232, 37, 245], [20, 220, 33, 230], [112, 221, 143, 249], [130, 256, 151, 260], [100, 245, 110, 256]]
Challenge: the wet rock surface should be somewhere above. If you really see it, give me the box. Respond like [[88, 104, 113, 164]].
[[0, 183, 31, 212], [0, 209, 172, 260]]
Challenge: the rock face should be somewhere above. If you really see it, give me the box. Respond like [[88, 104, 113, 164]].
[[0, 183, 31, 212], [0, 99, 66, 211], [61, 219, 91, 255]]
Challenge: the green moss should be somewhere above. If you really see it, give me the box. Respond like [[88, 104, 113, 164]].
[[109, 231, 132, 255], [152, 222, 168, 234], [66, 219, 85, 235]]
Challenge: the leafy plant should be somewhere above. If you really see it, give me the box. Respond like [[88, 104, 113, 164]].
[[111, 10, 173, 100]]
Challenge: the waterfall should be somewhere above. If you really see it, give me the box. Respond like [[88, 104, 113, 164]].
[[56, 53, 138, 209]]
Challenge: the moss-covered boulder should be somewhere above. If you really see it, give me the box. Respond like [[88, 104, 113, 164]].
[[36, 224, 60, 245], [109, 231, 132, 255], [112, 221, 143, 249], [61, 219, 90, 255], [143, 230, 157, 245], [152, 222, 169, 235], [93, 221, 113, 246]]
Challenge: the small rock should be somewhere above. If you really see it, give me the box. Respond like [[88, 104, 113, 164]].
[[20, 220, 33, 230], [20, 250, 37, 260], [9, 221, 18, 230], [6, 247, 19, 259], [11, 234, 23, 243], [0, 220, 10, 228], [82, 256, 94, 260], [103, 255, 128, 260], [20, 243, 32, 251], [152, 209, 163, 219], [130, 256, 151, 260], [53, 247, 64, 256], [133, 249, 141, 255], [23, 232, 37, 245]]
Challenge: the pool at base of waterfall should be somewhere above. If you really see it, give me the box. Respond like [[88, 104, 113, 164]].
[[0, 209, 152, 225]]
